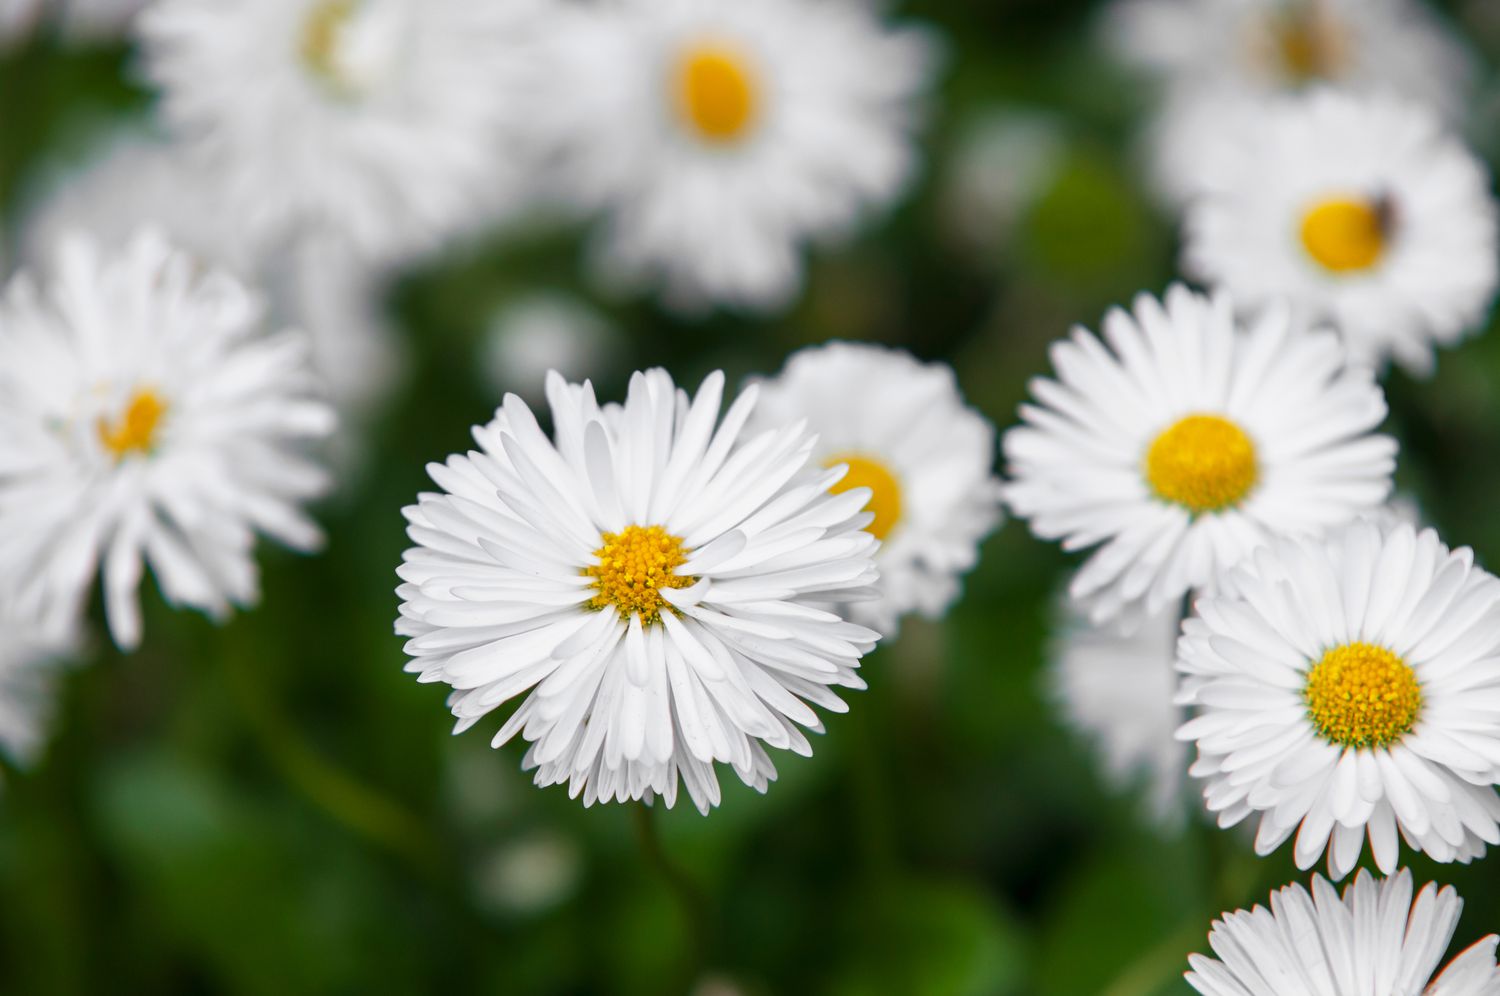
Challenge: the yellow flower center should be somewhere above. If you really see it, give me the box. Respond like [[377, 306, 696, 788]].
[[824, 453, 903, 541], [1300, 197, 1388, 273], [1145, 414, 1257, 514], [1267, 6, 1346, 82], [98, 389, 167, 459], [300, 0, 356, 85], [1304, 642, 1422, 749], [585, 525, 695, 624], [674, 43, 759, 144]]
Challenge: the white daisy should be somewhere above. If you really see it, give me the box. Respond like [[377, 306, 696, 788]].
[[749, 342, 1002, 636], [1183, 91, 1499, 376], [1103, 0, 1476, 205], [481, 292, 621, 407], [0, 231, 335, 650], [540, 0, 938, 311], [1003, 283, 1396, 625], [1048, 602, 1189, 827], [139, 0, 544, 262], [396, 368, 881, 813], [1186, 869, 1500, 996], [0, 611, 75, 783], [1177, 519, 1500, 879]]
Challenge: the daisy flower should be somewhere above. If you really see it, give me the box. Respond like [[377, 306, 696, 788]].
[[1048, 603, 1188, 827], [0, 231, 335, 650], [1177, 519, 1500, 879], [540, 0, 938, 311], [0, 611, 76, 785], [750, 342, 1002, 636], [1002, 284, 1395, 625], [396, 368, 881, 813], [139, 0, 543, 261], [1186, 869, 1500, 996], [1102, 0, 1475, 205], [1183, 91, 1499, 375]]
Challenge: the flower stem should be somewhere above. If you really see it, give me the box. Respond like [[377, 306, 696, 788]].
[[631, 802, 713, 977]]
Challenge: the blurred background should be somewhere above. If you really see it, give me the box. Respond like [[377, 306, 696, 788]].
[[4, 1, 1500, 993]]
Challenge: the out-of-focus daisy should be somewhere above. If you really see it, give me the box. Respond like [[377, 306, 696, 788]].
[[140, 0, 543, 261], [1103, 0, 1476, 205], [750, 342, 1001, 636], [1186, 869, 1500, 995], [396, 369, 881, 813], [481, 292, 620, 406], [0, 231, 334, 650], [0, 0, 40, 48], [939, 109, 1067, 258], [1183, 91, 1499, 375], [0, 612, 75, 786], [1178, 519, 1500, 879], [541, 0, 938, 311], [1048, 603, 1188, 826], [1003, 284, 1395, 625]]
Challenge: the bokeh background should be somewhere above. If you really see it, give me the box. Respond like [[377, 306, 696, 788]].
[[5, 1, 1500, 993]]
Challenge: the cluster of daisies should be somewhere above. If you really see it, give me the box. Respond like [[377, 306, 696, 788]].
[[1019, 0, 1500, 988]]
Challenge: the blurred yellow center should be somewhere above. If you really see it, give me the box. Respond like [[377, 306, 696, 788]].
[[301, 0, 355, 82], [1304, 642, 1422, 749], [675, 44, 759, 143], [1145, 414, 1257, 514], [98, 389, 167, 459], [586, 525, 695, 624], [1300, 198, 1386, 273], [825, 453, 902, 541], [1269, 7, 1345, 82]]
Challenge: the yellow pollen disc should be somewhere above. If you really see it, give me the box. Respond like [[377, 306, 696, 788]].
[[824, 453, 903, 541], [585, 524, 695, 624], [98, 389, 167, 459], [1304, 642, 1422, 749], [675, 44, 759, 144], [1300, 197, 1387, 273], [1269, 7, 1345, 82], [1145, 414, 1257, 514], [301, 0, 356, 83]]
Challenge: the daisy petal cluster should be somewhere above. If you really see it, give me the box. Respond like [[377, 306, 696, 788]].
[[751, 342, 1003, 636], [1178, 519, 1500, 878], [541, 0, 939, 311], [0, 613, 75, 786], [396, 369, 881, 813], [0, 231, 335, 650], [1003, 283, 1395, 624], [1184, 91, 1499, 375]]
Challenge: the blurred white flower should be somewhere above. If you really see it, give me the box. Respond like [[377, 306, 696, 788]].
[[1183, 91, 1499, 376], [0, 611, 76, 782], [751, 342, 1002, 636], [140, 0, 544, 262], [1103, 0, 1476, 205], [939, 109, 1067, 257], [0, 0, 41, 48], [1187, 869, 1500, 996], [1178, 519, 1500, 880], [0, 232, 335, 650], [541, 0, 939, 312], [396, 369, 881, 813], [472, 832, 583, 918], [481, 292, 620, 406], [1048, 603, 1188, 827], [1003, 285, 1395, 625]]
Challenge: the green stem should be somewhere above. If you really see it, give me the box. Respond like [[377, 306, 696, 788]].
[[632, 803, 713, 975], [1099, 920, 1203, 996]]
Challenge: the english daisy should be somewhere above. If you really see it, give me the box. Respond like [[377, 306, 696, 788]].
[[1177, 519, 1500, 879], [1048, 603, 1188, 826], [1186, 869, 1500, 996], [540, 0, 938, 311], [0, 611, 75, 785], [0, 231, 335, 650], [1002, 284, 1395, 625], [396, 368, 881, 813], [1183, 91, 1499, 375], [750, 342, 1002, 636], [139, 0, 544, 261]]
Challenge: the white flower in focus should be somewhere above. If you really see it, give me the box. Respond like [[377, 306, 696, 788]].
[[1178, 520, 1500, 879], [0, 232, 335, 650], [0, 613, 75, 783], [1186, 869, 1500, 995], [542, 0, 938, 311], [396, 369, 881, 812], [1183, 92, 1499, 376], [1103, 0, 1476, 205], [140, 0, 543, 261], [1003, 284, 1395, 625], [1048, 604, 1188, 827], [750, 342, 1001, 636], [482, 292, 620, 406]]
